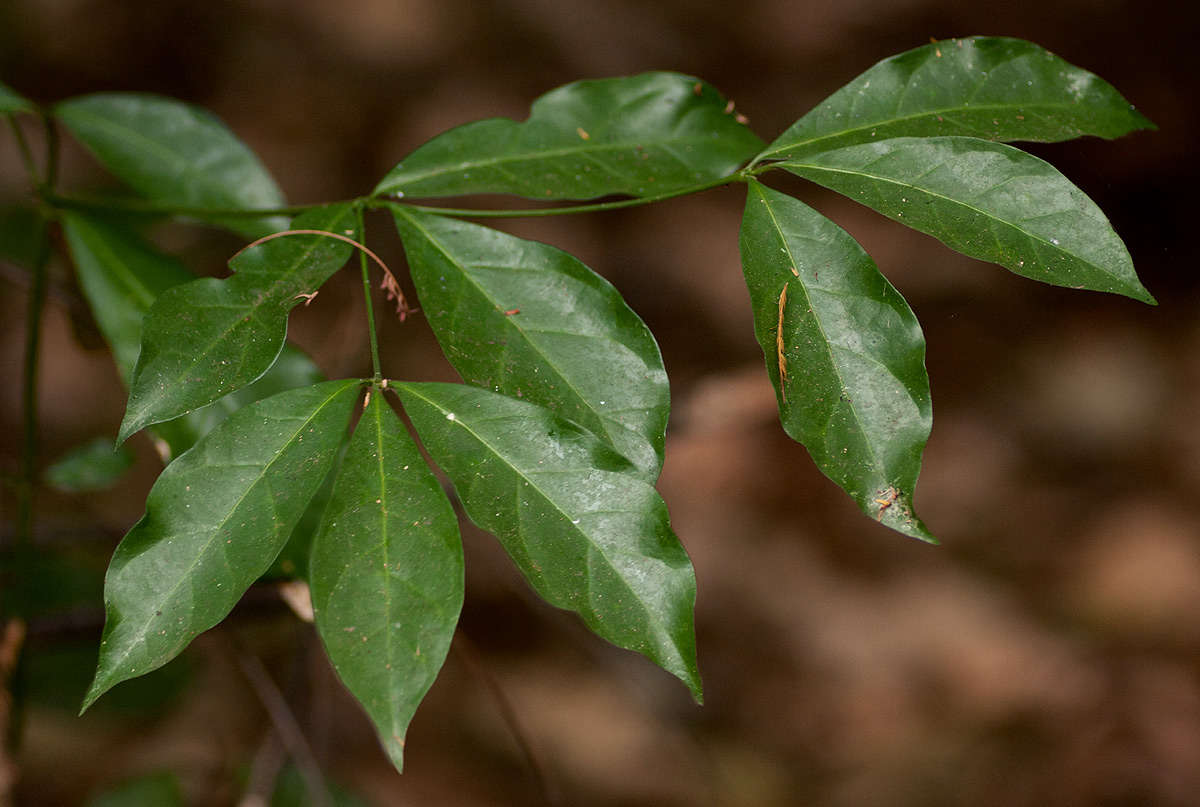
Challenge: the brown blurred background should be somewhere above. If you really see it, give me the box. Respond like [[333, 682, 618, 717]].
[[2, 1, 1199, 805]]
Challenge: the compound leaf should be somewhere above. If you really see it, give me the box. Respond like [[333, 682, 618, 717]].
[[392, 208, 668, 481], [375, 72, 762, 201], [55, 93, 286, 237], [396, 381, 700, 700], [757, 36, 1154, 163], [117, 204, 356, 444], [1, 81, 33, 115], [779, 136, 1154, 303], [310, 393, 463, 771], [741, 180, 933, 541], [82, 380, 362, 711]]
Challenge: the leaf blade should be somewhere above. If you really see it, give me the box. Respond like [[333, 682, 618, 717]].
[[741, 180, 934, 541], [310, 394, 463, 771], [55, 93, 287, 237], [375, 72, 762, 200], [45, 437, 135, 492], [396, 381, 700, 700], [63, 210, 327, 460], [116, 204, 357, 443], [758, 36, 1154, 162], [392, 209, 668, 481], [82, 379, 362, 711], [779, 136, 1154, 303], [0, 81, 33, 115]]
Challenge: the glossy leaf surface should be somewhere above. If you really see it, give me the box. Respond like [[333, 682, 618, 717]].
[[55, 93, 286, 237], [310, 393, 463, 771], [397, 381, 700, 700], [375, 72, 762, 200], [83, 380, 361, 710], [393, 208, 668, 481], [758, 37, 1154, 163], [741, 181, 933, 541], [780, 137, 1154, 303], [117, 204, 356, 444], [0, 81, 32, 114]]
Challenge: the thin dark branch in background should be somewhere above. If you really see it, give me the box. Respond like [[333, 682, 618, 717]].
[[219, 632, 332, 807], [238, 727, 287, 807], [453, 631, 560, 807], [0, 620, 27, 807]]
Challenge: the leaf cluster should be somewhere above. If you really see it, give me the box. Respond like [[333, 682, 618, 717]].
[[0, 37, 1154, 772]]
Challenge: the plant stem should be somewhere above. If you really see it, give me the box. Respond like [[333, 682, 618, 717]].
[[371, 171, 749, 219], [15, 214, 51, 553], [356, 207, 383, 384], [40, 190, 329, 219], [5, 116, 41, 187]]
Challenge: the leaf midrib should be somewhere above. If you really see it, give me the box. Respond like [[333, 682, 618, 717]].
[[758, 97, 1110, 162], [781, 150, 1107, 275], [386, 133, 739, 189]]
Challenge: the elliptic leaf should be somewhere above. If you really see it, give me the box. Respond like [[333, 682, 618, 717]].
[[392, 208, 668, 481], [374, 72, 762, 200], [741, 180, 933, 541], [310, 393, 463, 771], [55, 93, 286, 237], [779, 137, 1155, 303], [757, 37, 1154, 163], [64, 210, 327, 460], [45, 437, 135, 492], [82, 380, 361, 711], [117, 204, 357, 444], [396, 381, 701, 700], [1, 81, 33, 115]]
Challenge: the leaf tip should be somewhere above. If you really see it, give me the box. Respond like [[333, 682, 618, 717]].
[[79, 674, 111, 716], [115, 409, 144, 447], [383, 734, 407, 773]]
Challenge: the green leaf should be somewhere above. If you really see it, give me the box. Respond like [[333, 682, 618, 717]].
[[375, 72, 763, 200], [55, 92, 286, 237], [117, 204, 357, 444], [270, 766, 369, 807], [757, 36, 1154, 163], [82, 380, 361, 711], [310, 393, 463, 771], [152, 345, 328, 461], [0, 81, 33, 115], [392, 209, 668, 481], [396, 381, 701, 700], [45, 437, 135, 492], [62, 211, 195, 380], [63, 211, 328, 459], [778, 137, 1155, 303], [86, 772, 183, 807], [741, 180, 933, 541]]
